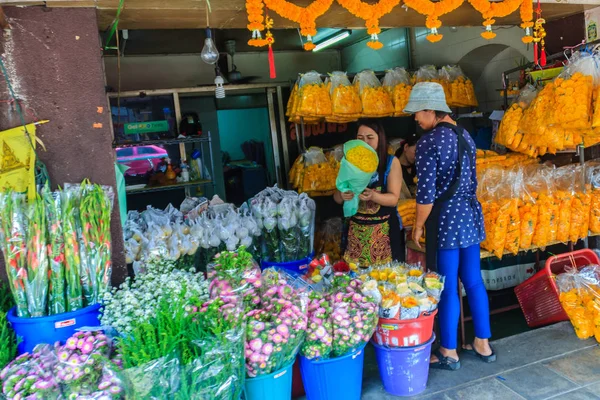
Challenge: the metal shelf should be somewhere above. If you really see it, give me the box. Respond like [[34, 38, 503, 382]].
[[113, 136, 209, 148], [125, 179, 212, 195]]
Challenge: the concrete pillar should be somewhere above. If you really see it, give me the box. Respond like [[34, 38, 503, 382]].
[[0, 6, 126, 284]]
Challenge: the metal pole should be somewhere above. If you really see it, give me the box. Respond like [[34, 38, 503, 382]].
[[276, 86, 291, 184], [267, 88, 283, 185]]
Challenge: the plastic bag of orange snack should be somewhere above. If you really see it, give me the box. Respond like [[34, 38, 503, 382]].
[[297, 71, 332, 119]]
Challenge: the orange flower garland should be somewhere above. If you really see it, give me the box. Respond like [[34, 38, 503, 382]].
[[247, 0, 268, 47], [336, 0, 402, 49], [468, 0, 523, 40], [520, 0, 534, 43], [263, 0, 334, 50], [403, 0, 465, 43]]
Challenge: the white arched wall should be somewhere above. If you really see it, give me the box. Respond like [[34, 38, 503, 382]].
[[414, 26, 533, 112]]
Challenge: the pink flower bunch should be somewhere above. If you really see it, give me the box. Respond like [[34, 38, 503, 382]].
[[55, 331, 126, 399], [244, 269, 308, 377], [1, 346, 60, 399], [331, 283, 378, 357], [301, 276, 378, 360], [208, 249, 262, 313], [301, 293, 333, 360]]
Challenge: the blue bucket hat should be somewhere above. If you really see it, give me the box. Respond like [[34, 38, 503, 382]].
[[403, 82, 452, 114]]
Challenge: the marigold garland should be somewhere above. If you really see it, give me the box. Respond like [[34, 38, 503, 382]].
[[336, 0, 402, 49], [403, 0, 464, 43], [247, 0, 268, 47], [520, 0, 534, 43], [468, 0, 523, 40], [263, 0, 334, 50]]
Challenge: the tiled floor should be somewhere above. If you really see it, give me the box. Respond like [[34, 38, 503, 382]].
[[359, 322, 600, 400]]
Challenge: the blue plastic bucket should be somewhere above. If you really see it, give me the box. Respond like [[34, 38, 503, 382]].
[[372, 334, 436, 397], [245, 360, 294, 400], [299, 344, 366, 400], [261, 253, 314, 275], [7, 304, 102, 354]]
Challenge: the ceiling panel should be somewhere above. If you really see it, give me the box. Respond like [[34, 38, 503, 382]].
[[2, 0, 593, 30]]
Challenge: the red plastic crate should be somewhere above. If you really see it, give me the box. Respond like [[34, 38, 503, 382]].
[[514, 249, 599, 328]]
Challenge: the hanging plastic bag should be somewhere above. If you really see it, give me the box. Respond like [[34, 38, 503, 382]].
[[568, 166, 591, 242], [554, 166, 576, 243], [329, 71, 361, 122], [557, 265, 600, 341], [553, 52, 596, 130], [589, 165, 600, 234], [353, 70, 393, 118], [414, 65, 438, 83], [496, 85, 537, 149], [479, 168, 511, 259], [382, 67, 413, 117], [336, 140, 379, 217], [297, 71, 332, 119]]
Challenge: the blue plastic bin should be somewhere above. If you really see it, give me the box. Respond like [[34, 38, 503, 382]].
[[299, 344, 366, 400], [245, 360, 294, 400], [261, 253, 314, 275], [7, 304, 102, 354]]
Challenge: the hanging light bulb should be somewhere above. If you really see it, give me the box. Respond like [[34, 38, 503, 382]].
[[214, 75, 225, 99], [201, 28, 219, 65]]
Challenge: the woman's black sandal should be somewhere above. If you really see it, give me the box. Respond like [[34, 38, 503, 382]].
[[462, 343, 497, 363], [430, 349, 461, 371]]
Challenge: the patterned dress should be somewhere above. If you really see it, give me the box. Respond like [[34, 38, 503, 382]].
[[343, 156, 404, 266], [415, 124, 485, 249]]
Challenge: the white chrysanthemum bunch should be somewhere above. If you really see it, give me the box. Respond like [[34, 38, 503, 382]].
[[100, 268, 209, 334]]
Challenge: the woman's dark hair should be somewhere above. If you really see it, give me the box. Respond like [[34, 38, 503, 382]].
[[434, 111, 450, 119], [394, 135, 418, 159], [357, 118, 388, 180]]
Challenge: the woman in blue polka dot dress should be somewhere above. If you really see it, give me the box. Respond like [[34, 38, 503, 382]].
[[404, 82, 495, 370]]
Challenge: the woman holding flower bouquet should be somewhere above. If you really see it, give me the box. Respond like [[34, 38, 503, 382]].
[[334, 119, 405, 266], [404, 82, 494, 371]]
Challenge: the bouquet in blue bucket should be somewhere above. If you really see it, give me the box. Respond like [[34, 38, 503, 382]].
[[245, 268, 309, 378], [301, 273, 378, 360]]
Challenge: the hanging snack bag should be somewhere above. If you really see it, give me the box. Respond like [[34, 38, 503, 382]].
[[329, 71, 361, 123], [297, 71, 332, 119], [382, 67, 413, 117], [353, 70, 393, 118], [589, 165, 600, 234], [554, 166, 575, 243], [568, 166, 591, 243], [287, 80, 301, 123]]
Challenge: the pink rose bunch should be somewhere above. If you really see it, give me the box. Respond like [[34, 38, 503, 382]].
[[244, 269, 308, 377]]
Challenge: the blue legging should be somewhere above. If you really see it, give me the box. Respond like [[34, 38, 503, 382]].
[[437, 243, 491, 349]]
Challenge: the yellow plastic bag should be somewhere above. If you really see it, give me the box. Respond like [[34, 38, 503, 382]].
[[297, 71, 332, 119], [329, 71, 361, 122], [0, 124, 37, 200]]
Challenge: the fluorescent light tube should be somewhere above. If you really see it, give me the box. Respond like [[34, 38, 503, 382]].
[[313, 30, 351, 52]]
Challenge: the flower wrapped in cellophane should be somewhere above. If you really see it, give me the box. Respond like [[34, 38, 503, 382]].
[[245, 268, 308, 377], [328, 71, 361, 123], [553, 53, 595, 130], [286, 80, 301, 123], [557, 265, 600, 342], [353, 70, 393, 118], [382, 67, 413, 117], [336, 139, 379, 217], [289, 146, 341, 196], [442, 65, 478, 107], [478, 168, 511, 259], [297, 71, 332, 120], [495, 85, 536, 149]]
